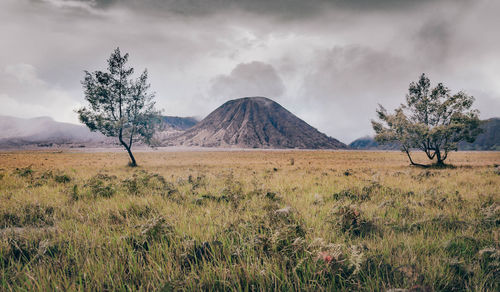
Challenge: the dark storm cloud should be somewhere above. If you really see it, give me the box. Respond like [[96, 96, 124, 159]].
[[415, 18, 454, 63], [2, 0, 499, 143], [410, 1, 474, 66], [38, 0, 443, 18], [36, 0, 325, 18]]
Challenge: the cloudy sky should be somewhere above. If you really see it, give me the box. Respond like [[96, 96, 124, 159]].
[[1, 0, 499, 143]]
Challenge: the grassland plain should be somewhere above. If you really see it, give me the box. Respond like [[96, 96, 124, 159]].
[[0, 150, 499, 291]]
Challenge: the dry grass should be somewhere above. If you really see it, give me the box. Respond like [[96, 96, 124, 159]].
[[0, 150, 499, 291]]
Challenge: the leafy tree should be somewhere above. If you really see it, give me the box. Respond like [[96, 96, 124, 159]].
[[372, 74, 482, 166], [77, 48, 161, 167]]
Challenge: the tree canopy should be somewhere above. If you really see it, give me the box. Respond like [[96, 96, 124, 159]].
[[372, 73, 482, 166], [77, 48, 161, 166]]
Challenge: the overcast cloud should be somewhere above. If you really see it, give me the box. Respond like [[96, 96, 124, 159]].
[[1, 0, 499, 143]]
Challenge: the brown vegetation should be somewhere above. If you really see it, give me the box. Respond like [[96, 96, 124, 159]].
[[0, 150, 498, 290]]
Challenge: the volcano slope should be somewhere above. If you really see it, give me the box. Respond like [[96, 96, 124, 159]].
[[167, 97, 346, 149]]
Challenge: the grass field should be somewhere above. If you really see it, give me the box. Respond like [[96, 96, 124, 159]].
[[0, 150, 499, 291]]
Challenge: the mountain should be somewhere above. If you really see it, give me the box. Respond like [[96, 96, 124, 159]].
[[459, 118, 500, 150], [161, 116, 198, 131], [349, 118, 500, 151], [0, 115, 198, 149], [155, 116, 199, 141], [0, 116, 109, 148], [349, 136, 399, 150], [165, 97, 346, 149]]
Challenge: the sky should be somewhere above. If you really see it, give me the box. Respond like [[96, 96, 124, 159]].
[[1, 0, 499, 143]]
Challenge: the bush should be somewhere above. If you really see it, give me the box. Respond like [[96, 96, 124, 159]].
[[86, 174, 116, 198], [0, 203, 56, 228], [445, 236, 481, 259], [180, 240, 224, 270], [14, 166, 34, 178], [126, 216, 176, 252], [54, 174, 71, 183], [478, 247, 500, 282], [122, 171, 177, 196], [332, 206, 375, 237], [3, 234, 61, 265]]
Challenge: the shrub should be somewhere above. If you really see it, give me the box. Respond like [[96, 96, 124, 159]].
[[3, 235, 60, 265], [54, 174, 71, 183], [480, 202, 500, 227], [332, 189, 370, 202], [90, 180, 115, 198], [121, 203, 155, 219], [122, 171, 177, 196], [126, 216, 176, 252], [220, 173, 244, 208], [0, 203, 56, 228], [332, 206, 375, 237], [86, 174, 116, 198], [224, 202, 308, 269], [14, 166, 34, 177], [445, 236, 481, 259], [180, 240, 224, 270], [188, 174, 206, 190], [478, 247, 500, 282]]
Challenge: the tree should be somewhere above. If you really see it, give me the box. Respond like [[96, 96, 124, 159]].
[[372, 74, 482, 167], [76, 48, 161, 167]]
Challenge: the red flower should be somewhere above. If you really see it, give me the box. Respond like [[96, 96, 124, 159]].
[[318, 251, 334, 264]]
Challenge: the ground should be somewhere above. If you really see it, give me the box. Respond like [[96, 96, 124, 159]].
[[0, 150, 499, 291]]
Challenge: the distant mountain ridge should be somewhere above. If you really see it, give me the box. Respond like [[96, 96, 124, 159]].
[[348, 136, 399, 150], [459, 118, 500, 150], [0, 115, 198, 149], [166, 97, 346, 149], [0, 115, 109, 148], [349, 118, 500, 151], [2, 112, 496, 151], [161, 116, 198, 131]]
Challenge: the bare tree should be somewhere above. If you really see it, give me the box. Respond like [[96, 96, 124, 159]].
[[77, 48, 161, 166]]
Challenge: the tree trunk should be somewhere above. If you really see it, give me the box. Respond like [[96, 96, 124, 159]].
[[125, 146, 137, 167], [119, 137, 137, 167], [405, 149, 428, 167], [436, 158, 445, 166], [405, 150, 416, 165], [435, 150, 445, 166]]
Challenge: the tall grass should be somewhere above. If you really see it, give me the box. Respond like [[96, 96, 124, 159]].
[[0, 151, 498, 291]]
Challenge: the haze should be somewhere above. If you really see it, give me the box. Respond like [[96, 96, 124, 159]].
[[1, 0, 499, 143]]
